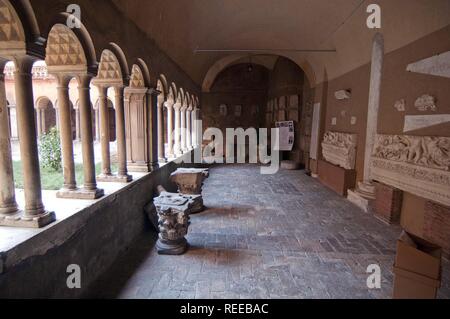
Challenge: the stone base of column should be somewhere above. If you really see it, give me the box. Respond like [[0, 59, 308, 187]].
[[127, 163, 151, 173], [157, 238, 189, 255], [97, 173, 133, 183], [150, 162, 159, 171], [0, 210, 56, 228], [347, 182, 376, 213], [57, 187, 104, 200]]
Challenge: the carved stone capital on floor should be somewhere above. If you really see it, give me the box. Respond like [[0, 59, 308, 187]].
[[153, 192, 199, 255], [169, 168, 209, 195]]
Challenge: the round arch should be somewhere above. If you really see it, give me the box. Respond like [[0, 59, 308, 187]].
[[159, 74, 168, 97], [136, 58, 152, 88], [202, 54, 317, 92]]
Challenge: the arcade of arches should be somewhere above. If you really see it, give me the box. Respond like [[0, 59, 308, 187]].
[[0, 0, 449, 299]]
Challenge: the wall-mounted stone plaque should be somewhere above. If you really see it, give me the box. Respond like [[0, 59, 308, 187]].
[[404, 114, 450, 132], [406, 50, 450, 79], [331, 117, 337, 126], [322, 131, 357, 170], [371, 134, 450, 207], [351, 116, 357, 125]]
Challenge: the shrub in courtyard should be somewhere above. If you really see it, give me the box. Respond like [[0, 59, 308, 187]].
[[39, 127, 62, 172]]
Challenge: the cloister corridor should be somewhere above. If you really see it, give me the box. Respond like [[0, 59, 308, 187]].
[[86, 164, 450, 299]]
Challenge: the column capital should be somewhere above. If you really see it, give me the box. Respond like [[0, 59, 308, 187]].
[[148, 88, 161, 96], [165, 100, 175, 109], [174, 102, 182, 110], [96, 85, 108, 97], [12, 55, 36, 75], [53, 73, 72, 88], [76, 73, 93, 89]]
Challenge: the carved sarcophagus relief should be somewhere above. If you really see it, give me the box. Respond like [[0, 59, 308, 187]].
[[371, 134, 450, 207], [321, 131, 357, 170]]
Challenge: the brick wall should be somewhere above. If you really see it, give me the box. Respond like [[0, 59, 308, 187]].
[[423, 201, 450, 260], [374, 182, 403, 224]]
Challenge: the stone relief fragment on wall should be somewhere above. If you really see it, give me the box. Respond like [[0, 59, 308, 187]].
[[372, 134, 450, 171], [351, 116, 357, 125], [371, 134, 450, 207], [234, 105, 242, 117], [414, 94, 436, 112], [334, 90, 351, 100], [331, 117, 337, 126], [321, 131, 357, 170], [394, 99, 406, 112], [219, 104, 227, 116]]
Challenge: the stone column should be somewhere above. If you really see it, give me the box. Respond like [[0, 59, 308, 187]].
[[347, 34, 384, 212], [157, 95, 166, 162], [180, 105, 187, 153], [75, 108, 81, 141], [165, 100, 174, 158], [1, 56, 55, 228], [77, 75, 104, 199], [35, 109, 42, 137], [174, 102, 182, 156], [94, 107, 100, 141], [0, 65, 19, 215], [186, 108, 192, 150], [360, 33, 384, 195], [114, 86, 132, 182], [96, 85, 112, 179], [55, 74, 77, 197], [192, 108, 199, 148], [147, 89, 159, 170]]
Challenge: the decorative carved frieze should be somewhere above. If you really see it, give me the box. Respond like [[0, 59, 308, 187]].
[[321, 131, 357, 170], [371, 134, 450, 207]]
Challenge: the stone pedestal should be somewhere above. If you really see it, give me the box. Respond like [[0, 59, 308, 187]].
[[318, 160, 356, 196], [153, 191, 203, 255]]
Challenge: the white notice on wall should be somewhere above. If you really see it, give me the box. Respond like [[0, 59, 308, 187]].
[[275, 121, 295, 151]]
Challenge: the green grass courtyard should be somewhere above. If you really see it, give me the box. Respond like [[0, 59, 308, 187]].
[[13, 161, 118, 191]]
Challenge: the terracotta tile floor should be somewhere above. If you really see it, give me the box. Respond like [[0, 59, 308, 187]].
[[87, 164, 450, 299]]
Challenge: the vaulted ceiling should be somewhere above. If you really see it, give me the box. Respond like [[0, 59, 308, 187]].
[[112, 0, 450, 87]]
